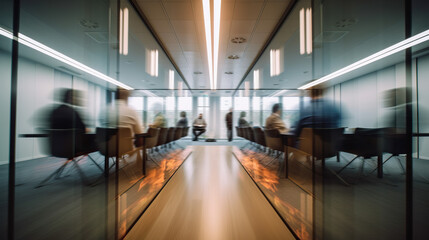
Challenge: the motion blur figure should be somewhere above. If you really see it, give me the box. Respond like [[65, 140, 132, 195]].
[[176, 111, 188, 128], [293, 89, 341, 138], [48, 88, 96, 153], [238, 111, 250, 127], [381, 87, 406, 133]]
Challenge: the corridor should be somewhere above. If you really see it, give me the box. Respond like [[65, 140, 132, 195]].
[[124, 146, 294, 240]]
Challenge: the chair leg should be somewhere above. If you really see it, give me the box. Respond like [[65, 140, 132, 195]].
[[337, 156, 360, 174], [36, 159, 72, 188], [71, 160, 89, 184], [87, 154, 104, 173]]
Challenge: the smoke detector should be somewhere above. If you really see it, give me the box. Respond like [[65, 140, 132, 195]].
[[228, 55, 239, 60], [231, 37, 246, 44]]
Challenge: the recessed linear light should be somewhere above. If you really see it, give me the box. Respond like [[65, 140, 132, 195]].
[[213, 0, 221, 90], [0, 27, 132, 90], [202, 0, 214, 90], [225, 71, 233, 74], [228, 55, 239, 60], [299, 28, 429, 89]]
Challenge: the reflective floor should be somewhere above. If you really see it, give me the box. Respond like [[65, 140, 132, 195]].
[[125, 145, 294, 240]]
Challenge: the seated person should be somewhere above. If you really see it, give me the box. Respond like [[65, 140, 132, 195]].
[[265, 103, 288, 134], [99, 89, 144, 146], [192, 113, 207, 141], [49, 88, 96, 153], [293, 89, 341, 138], [150, 112, 167, 128], [238, 111, 250, 127], [176, 111, 188, 128]]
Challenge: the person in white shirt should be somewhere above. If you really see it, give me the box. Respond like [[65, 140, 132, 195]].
[[99, 89, 144, 138], [192, 113, 207, 141]]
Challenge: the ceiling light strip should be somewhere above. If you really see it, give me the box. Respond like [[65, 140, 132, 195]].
[[306, 8, 312, 54], [299, 9, 305, 55], [202, 0, 213, 90], [123, 8, 129, 55], [213, 0, 221, 90], [13, 31, 132, 90], [0, 27, 13, 39], [299, 29, 429, 89]]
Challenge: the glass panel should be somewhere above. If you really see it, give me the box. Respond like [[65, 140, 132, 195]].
[[412, 1, 429, 239], [0, 0, 13, 238], [15, 0, 117, 239]]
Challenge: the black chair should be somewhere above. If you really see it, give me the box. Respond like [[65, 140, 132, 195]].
[[338, 128, 384, 179], [253, 126, 266, 151], [166, 127, 176, 148], [36, 129, 98, 188]]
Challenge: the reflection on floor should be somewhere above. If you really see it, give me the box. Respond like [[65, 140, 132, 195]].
[[0, 145, 190, 240], [234, 142, 429, 240], [124, 146, 295, 240]]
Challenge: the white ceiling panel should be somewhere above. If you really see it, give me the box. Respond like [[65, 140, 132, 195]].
[[150, 20, 174, 33], [137, 1, 167, 20], [260, 1, 290, 20], [232, 1, 264, 20], [171, 20, 197, 34], [254, 20, 277, 33], [164, 2, 194, 20], [230, 20, 257, 35]]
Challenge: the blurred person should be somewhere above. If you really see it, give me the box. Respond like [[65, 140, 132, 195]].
[[381, 87, 406, 133], [265, 103, 288, 133], [176, 111, 188, 128], [192, 113, 207, 141], [99, 89, 144, 138], [150, 112, 167, 128], [48, 88, 95, 152], [293, 89, 341, 138], [225, 108, 233, 141], [238, 111, 250, 127]]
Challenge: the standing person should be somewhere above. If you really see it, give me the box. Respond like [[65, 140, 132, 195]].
[[265, 103, 288, 133], [225, 108, 233, 141], [192, 113, 207, 141], [238, 111, 250, 127], [176, 111, 188, 127]]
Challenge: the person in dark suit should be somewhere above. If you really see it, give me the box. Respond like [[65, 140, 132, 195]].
[[293, 89, 341, 138], [176, 111, 188, 128], [49, 88, 95, 153], [225, 108, 233, 141]]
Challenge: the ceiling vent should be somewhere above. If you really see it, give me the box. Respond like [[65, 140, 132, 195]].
[[228, 55, 239, 60], [231, 37, 246, 44], [80, 19, 99, 29], [194, 71, 203, 74], [335, 18, 358, 29], [225, 71, 233, 74]]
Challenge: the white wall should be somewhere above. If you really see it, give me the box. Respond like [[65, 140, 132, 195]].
[[0, 51, 11, 165]]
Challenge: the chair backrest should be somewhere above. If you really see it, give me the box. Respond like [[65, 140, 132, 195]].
[[145, 127, 160, 149], [264, 129, 283, 152], [381, 127, 407, 155], [253, 126, 266, 147], [174, 127, 183, 141], [353, 128, 384, 157], [96, 127, 134, 158], [49, 129, 85, 159], [166, 127, 176, 144], [235, 127, 240, 138], [298, 128, 344, 158], [156, 128, 169, 146], [182, 127, 189, 137], [246, 127, 255, 142]]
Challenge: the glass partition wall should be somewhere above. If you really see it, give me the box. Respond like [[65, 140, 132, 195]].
[[233, 0, 429, 240]]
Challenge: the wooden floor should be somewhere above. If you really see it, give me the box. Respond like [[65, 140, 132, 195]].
[[124, 145, 295, 240]]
